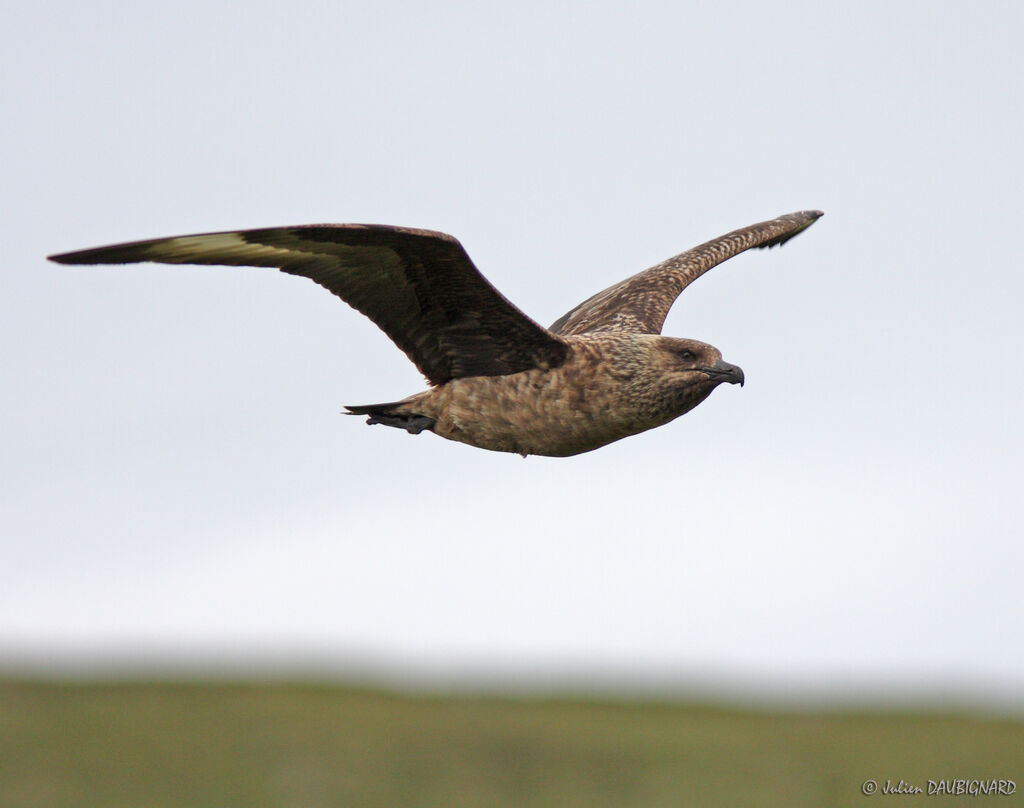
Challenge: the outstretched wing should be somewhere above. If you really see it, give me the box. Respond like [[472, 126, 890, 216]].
[[50, 224, 568, 386], [550, 210, 823, 336]]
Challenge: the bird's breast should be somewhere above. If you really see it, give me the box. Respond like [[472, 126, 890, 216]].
[[411, 343, 667, 457]]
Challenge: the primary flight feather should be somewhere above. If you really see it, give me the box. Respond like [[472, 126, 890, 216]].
[[49, 210, 822, 457]]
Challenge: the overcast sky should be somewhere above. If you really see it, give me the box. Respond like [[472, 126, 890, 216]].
[[2, 1, 1022, 705]]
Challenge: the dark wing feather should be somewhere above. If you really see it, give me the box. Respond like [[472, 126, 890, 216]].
[[550, 210, 823, 336], [50, 224, 568, 385]]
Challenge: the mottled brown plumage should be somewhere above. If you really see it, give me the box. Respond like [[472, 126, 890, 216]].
[[549, 211, 822, 336], [49, 210, 822, 456]]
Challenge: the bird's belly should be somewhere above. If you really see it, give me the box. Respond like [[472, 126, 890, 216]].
[[420, 369, 662, 457]]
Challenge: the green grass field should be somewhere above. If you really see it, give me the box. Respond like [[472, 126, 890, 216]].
[[1, 679, 1020, 807]]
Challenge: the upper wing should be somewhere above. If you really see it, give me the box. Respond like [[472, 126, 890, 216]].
[[50, 224, 568, 386], [549, 210, 823, 336]]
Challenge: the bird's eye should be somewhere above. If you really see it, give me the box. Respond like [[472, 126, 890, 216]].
[[679, 350, 695, 362]]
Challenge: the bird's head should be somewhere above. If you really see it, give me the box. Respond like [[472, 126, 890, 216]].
[[629, 336, 744, 419], [657, 337, 744, 387]]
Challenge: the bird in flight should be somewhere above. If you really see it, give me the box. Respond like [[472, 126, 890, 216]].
[[50, 210, 822, 457]]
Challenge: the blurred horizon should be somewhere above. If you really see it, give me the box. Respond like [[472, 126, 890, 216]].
[[3, 644, 1023, 717]]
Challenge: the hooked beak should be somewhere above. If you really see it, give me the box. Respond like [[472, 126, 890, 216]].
[[699, 359, 745, 387]]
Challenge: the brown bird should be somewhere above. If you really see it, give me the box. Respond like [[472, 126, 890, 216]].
[[49, 210, 822, 457]]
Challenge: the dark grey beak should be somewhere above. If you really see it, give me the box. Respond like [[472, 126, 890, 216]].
[[700, 359, 745, 387]]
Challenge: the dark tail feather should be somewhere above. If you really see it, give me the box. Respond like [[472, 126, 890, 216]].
[[344, 401, 400, 416], [344, 401, 435, 435]]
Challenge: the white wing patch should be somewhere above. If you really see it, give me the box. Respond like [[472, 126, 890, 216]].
[[151, 233, 298, 263]]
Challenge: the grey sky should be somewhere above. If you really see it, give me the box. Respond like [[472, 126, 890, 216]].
[[2, 1, 1022, 704]]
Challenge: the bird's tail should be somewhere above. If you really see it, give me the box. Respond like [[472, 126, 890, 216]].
[[344, 401, 436, 435]]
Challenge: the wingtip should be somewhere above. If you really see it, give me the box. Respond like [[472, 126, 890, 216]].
[[47, 247, 118, 265], [796, 209, 824, 229], [755, 210, 824, 250], [788, 209, 824, 223], [46, 243, 154, 265]]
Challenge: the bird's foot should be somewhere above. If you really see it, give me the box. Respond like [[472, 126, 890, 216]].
[[365, 413, 436, 435]]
